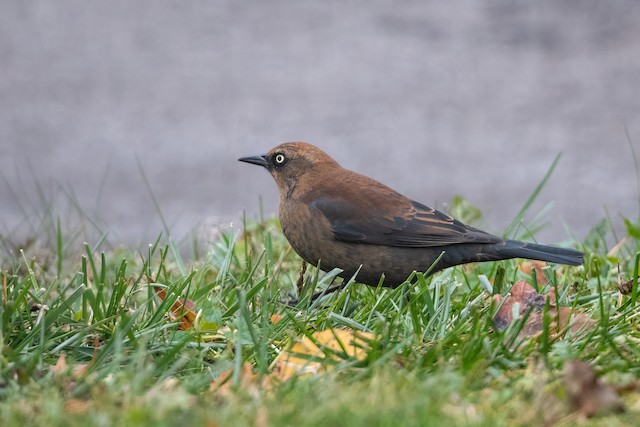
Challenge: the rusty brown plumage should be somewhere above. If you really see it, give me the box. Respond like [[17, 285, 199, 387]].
[[239, 142, 583, 287]]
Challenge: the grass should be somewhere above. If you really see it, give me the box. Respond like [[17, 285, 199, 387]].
[[1, 192, 640, 426]]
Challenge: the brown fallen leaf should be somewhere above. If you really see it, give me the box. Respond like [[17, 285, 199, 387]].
[[520, 260, 550, 286], [51, 355, 89, 378], [51, 354, 68, 374], [272, 328, 374, 381], [492, 280, 594, 338], [64, 399, 92, 414], [154, 286, 197, 330], [210, 362, 271, 398], [72, 363, 90, 378], [564, 360, 624, 417]]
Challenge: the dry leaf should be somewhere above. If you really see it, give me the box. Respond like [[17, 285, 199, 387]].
[[520, 260, 550, 286], [51, 354, 89, 378], [154, 286, 197, 330], [51, 354, 68, 374], [210, 362, 270, 398], [607, 238, 628, 257], [72, 363, 89, 378], [272, 328, 374, 381], [564, 360, 623, 417], [492, 280, 594, 338], [210, 328, 373, 393], [64, 399, 92, 414]]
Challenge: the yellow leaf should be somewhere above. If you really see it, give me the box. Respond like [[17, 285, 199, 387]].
[[273, 328, 374, 381]]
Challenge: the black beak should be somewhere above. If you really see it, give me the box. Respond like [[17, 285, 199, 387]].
[[238, 154, 268, 168]]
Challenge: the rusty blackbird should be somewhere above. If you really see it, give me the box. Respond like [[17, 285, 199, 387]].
[[239, 142, 583, 287]]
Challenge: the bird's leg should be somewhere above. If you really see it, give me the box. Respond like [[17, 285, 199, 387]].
[[287, 275, 345, 307], [309, 276, 345, 304], [285, 265, 340, 307], [285, 296, 299, 307], [284, 279, 344, 307], [400, 277, 420, 308]]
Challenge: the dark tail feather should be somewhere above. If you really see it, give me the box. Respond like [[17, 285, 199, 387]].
[[498, 240, 584, 266]]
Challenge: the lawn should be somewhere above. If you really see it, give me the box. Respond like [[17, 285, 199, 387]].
[[1, 196, 639, 426]]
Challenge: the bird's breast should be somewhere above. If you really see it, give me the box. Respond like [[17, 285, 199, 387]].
[[279, 199, 335, 264]]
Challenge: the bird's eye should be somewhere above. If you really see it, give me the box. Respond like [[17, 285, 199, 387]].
[[274, 153, 286, 165]]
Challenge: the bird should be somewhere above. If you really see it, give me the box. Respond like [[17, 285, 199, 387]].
[[239, 142, 584, 288]]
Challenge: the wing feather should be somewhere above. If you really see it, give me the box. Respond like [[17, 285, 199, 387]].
[[309, 195, 500, 248]]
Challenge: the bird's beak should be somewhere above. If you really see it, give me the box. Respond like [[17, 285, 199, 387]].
[[238, 154, 268, 168]]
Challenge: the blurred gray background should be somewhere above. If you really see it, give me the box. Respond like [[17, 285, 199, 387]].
[[1, 0, 639, 249]]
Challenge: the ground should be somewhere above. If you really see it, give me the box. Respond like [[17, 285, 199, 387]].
[[1, 196, 639, 426]]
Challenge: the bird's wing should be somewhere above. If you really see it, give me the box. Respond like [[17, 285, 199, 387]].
[[308, 193, 501, 248]]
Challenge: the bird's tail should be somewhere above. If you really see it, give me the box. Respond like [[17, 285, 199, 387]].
[[498, 240, 584, 266]]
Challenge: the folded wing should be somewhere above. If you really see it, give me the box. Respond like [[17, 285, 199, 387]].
[[309, 193, 502, 248]]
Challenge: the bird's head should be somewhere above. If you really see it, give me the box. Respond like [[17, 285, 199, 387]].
[[239, 142, 339, 195]]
